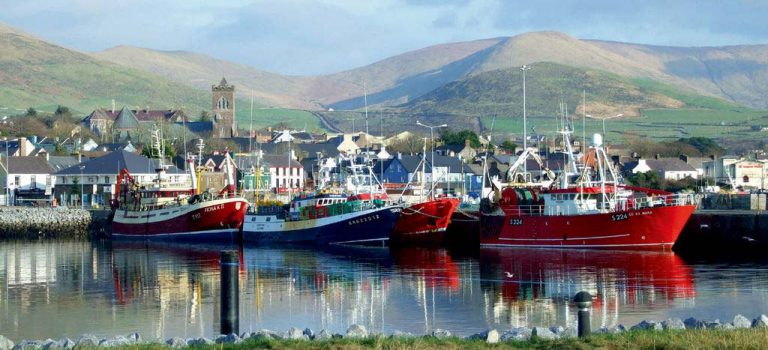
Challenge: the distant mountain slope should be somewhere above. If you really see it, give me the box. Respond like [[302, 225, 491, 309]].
[[0, 23, 208, 115], [404, 62, 739, 118]]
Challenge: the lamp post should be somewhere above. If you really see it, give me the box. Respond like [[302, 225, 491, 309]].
[[416, 121, 447, 197], [520, 65, 532, 171], [586, 114, 622, 144], [79, 165, 85, 209], [2, 137, 7, 206]]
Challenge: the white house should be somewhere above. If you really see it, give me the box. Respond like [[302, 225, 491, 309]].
[[703, 156, 768, 189], [337, 134, 360, 154], [0, 156, 55, 205], [631, 157, 699, 180], [262, 154, 305, 192]]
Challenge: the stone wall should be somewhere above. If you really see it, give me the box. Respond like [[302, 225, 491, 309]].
[[0, 207, 91, 239]]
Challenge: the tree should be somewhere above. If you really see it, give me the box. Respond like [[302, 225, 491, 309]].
[[441, 129, 482, 148], [25, 107, 37, 117], [626, 171, 662, 190], [54, 105, 72, 118], [387, 134, 426, 155], [499, 140, 517, 154], [200, 110, 211, 122]]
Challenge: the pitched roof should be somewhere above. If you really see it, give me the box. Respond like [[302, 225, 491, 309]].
[[47, 156, 84, 172], [1, 156, 54, 174], [261, 154, 303, 168], [113, 107, 139, 129], [54, 150, 185, 175], [645, 158, 698, 172]]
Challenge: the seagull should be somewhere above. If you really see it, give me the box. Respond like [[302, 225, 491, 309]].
[[504, 271, 514, 278]]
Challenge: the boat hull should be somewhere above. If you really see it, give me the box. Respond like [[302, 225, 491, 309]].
[[243, 206, 401, 246], [390, 198, 460, 244], [111, 198, 249, 242], [480, 205, 696, 250]]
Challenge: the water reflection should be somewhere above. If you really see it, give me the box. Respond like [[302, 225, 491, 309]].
[[0, 240, 767, 340], [479, 248, 697, 329]]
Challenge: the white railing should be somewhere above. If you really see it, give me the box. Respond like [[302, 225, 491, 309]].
[[500, 193, 696, 217]]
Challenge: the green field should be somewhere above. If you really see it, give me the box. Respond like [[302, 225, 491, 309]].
[[481, 107, 768, 143], [235, 106, 322, 131]]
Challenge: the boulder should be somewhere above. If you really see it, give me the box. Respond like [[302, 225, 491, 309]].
[[752, 315, 768, 328], [12, 340, 43, 350], [485, 329, 500, 344], [165, 338, 186, 348], [705, 319, 724, 329], [60, 339, 75, 350], [252, 330, 283, 340], [215, 334, 241, 344], [73, 335, 99, 350], [40, 340, 60, 350], [345, 324, 368, 339], [500, 327, 532, 341], [631, 320, 663, 331], [531, 327, 557, 340], [733, 314, 751, 329], [662, 318, 686, 330], [126, 333, 141, 344], [0, 336, 14, 350], [559, 327, 578, 339], [313, 330, 332, 341], [431, 329, 451, 339], [392, 330, 415, 338], [187, 337, 214, 346], [284, 328, 308, 341], [302, 328, 314, 339], [684, 317, 706, 329]]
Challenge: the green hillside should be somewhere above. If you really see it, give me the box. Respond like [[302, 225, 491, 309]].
[[0, 24, 210, 116]]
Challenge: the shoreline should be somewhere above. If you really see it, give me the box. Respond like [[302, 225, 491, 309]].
[[5, 315, 768, 349]]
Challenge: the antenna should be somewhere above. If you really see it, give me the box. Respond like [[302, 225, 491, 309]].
[[249, 92, 254, 154]]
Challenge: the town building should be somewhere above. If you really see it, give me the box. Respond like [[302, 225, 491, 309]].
[[0, 156, 54, 205], [629, 156, 699, 180], [212, 78, 237, 138]]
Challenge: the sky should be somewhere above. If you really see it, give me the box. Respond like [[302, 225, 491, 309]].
[[1, 0, 767, 76]]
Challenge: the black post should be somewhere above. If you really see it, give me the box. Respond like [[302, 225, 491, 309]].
[[574, 291, 593, 338], [220, 251, 239, 335]]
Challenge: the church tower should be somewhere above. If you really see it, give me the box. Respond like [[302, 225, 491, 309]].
[[212, 77, 237, 138]]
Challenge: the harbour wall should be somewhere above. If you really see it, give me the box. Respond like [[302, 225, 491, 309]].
[[0, 207, 98, 239], [675, 209, 768, 256]]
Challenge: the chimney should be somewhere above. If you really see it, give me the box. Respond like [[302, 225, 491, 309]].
[[45, 152, 49, 161], [465, 139, 471, 148], [397, 152, 402, 160], [77, 152, 82, 163], [679, 154, 689, 163], [654, 154, 661, 160], [111, 99, 115, 113], [18, 137, 28, 156], [709, 154, 715, 160]]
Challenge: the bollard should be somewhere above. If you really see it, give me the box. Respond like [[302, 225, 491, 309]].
[[574, 291, 593, 338], [220, 251, 239, 335]]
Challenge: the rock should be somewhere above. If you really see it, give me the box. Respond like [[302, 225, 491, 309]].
[[313, 330, 332, 341], [684, 317, 706, 329], [345, 324, 368, 339], [733, 314, 751, 329], [549, 326, 564, 335], [705, 319, 724, 329], [60, 339, 74, 350], [391, 330, 415, 338], [722, 323, 735, 330], [752, 315, 768, 328], [0, 335, 14, 350], [252, 329, 283, 340], [303, 328, 314, 339], [662, 318, 686, 330], [12, 340, 43, 350], [485, 329, 500, 344], [40, 340, 60, 350], [187, 337, 214, 346], [500, 327, 532, 341], [239, 332, 251, 340], [165, 338, 186, 348], [559, 327, 578, 339], [631, 320, 663, 331], [73, 335, 99, 350], [431, 329, 451, 339], [215, 334, 241, 344], [532, 327, 558, 340], [284, 328, 307, 340], [126, 333, 141, 344]]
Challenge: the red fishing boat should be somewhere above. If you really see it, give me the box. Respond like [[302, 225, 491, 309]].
[[480, 133, 696, 250], [391, 197, 460, 244], [110, 143, 248, 241]]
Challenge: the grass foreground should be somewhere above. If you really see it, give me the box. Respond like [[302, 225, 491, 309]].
[[109, 329, 768, 350]]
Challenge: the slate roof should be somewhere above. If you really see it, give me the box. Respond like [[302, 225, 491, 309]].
[[182, 121, 214, 134], [47, 156, 84, 172], [54, 150, 185, 175], [113, 107, 140, 129], [645, 158, 697, 172], [295, 142, 340, 159], [1, 156, 54, 174], [261, 154, 303, 168]]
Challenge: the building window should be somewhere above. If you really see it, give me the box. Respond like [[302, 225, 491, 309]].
[[105, 176, 109, 183], [13, 176, 19, 186], [217, 97, 229, 110], [30, 175, 36, 186]]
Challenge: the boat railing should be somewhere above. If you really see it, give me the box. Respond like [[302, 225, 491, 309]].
[[503, 193, 696, 217]]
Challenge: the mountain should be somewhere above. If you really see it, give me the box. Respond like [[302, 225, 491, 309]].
[[92, 31, 768, 113], [0, 23, 209, 115]]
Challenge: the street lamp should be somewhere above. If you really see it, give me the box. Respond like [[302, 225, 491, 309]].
[[79, 165, 85, 209], [586, 114, 622, 144], [416, 121, 447, 197], [2, 137, 7, 206], [520, 65, 531, 173]]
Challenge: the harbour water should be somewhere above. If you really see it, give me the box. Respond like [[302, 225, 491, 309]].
[[1, 239, 767, 341]]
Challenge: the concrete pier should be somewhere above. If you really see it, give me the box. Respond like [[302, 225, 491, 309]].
[[675, 210, 768, 256], [0, 207, 106, 239]]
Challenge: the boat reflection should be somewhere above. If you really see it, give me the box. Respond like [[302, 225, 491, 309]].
[[479, 248, 696, 328]]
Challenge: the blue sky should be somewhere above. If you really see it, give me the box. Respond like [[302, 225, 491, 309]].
[[1, 0, 767, 75]]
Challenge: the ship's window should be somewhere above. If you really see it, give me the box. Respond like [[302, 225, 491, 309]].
[[266, 217, 271, 222]]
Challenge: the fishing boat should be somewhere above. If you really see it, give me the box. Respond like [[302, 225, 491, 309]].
[[480, 132, 696, 250], [389, 144, 460, 244], [110, 138, 248, 241], [242, 155, 401, 246]]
